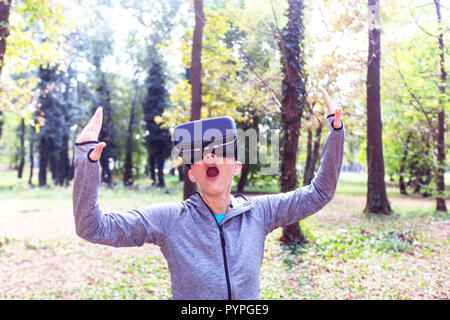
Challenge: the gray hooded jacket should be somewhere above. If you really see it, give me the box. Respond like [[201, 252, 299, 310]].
[[72, 115, 345, 300]]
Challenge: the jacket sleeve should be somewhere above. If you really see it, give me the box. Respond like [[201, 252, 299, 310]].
[[251, 114, 345, 235], [72, 141, 181, 247]]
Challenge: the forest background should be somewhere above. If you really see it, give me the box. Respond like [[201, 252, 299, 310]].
[[0, 0, 448, 300]]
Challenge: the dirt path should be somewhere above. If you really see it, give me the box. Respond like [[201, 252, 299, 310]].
[[0, 198, 161, 298]]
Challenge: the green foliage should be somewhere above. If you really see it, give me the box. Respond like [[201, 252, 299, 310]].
[[382, 15, 449, 198], [157, 6, 254, 127], [291, 227, 419, 264], [0, 0, 73, 124], [5, 0, 71, 75]]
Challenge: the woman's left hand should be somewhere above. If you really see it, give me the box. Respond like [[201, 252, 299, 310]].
[[318, 86, 342, 129]]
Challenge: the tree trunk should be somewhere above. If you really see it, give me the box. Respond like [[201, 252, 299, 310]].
[[149, 154, 156, 185], [420, 135, 432, 198], [237, 164, 249, 193], [68, 122, 78, 182], [177, 165, 184, 181], [0, 0, 11, 79], [190, 0, 204, 122], [98, 72, 113, 186], [184, 0, 204, 200], [58, 132, 70, 186], [17, 118, 25, 179], [38, 137, 49, 187], [310, 125, 322, 179], [49, 153, 59, 184], [28, 127, 35, 185], [303, 120, 322, 186], [364, 0, 392, 215], [304, 125, 312, 186], [0, 0, 11, 140], [156, 155, 166, 188], [123, 88, 137, 187], [279, 0, 307, 246], [236, 111, 259, 193], [399, 133, 411, 195], [434, 0, 447, 212]]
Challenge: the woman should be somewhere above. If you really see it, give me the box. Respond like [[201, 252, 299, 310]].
[[72, 87, 344, 300]]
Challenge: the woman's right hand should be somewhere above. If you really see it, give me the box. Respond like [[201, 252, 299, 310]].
[[76, 107, 106, 161]]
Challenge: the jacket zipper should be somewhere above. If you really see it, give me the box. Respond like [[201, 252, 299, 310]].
[[219, 226, 232, 300], [198, 194, 232, 300]]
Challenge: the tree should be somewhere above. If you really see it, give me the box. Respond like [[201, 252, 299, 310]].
[[123, 77, 139, 186], [86, 22, 115, 186], [159, 2, 282, 196], [183, 0, 205, 199], [303, 104, 323, 186], [96, 68, 113, 186], [0, 0, 70, 139], [142, 54, 172, 188], [433, 0, 447, 212], [363, 0, 392, 215], [34, 32, 85, 187], [36, 65, 67, 186], [120, 0, 182, 188], [236, 107, 259, 193], [278, 0, 307, 245], [382, 0, 448, 211]]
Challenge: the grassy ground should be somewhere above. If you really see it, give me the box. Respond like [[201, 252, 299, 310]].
[[0, 169, 448, 299]]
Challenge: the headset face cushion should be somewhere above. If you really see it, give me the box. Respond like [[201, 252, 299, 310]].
[[173, 117, 237, 164]]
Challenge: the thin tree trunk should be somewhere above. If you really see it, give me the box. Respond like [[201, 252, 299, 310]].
[[237, 164, 249, 193], [434, 0, 447, 212], [149, 154, 156, 185], [177, 165, 184, 181], [156, 155, 165, 188], [303, 125, 312, 186], [279, 0, 307, 246], [98, 72, 113, 186], [236, 111, 259, 193], [310, 125, 322, 178], [421, 134, 432, 198], [124, 85, 137, 186], [49, 153, 59, 184], [17, 118, 25, 179], [0, 0, 11, 79], [58, 132, 69, 186], [68, 123, 78, 182], [38, 138, 49, 187], [364, 0, 392, 215], [399, 133, 411, 195], [184, 0, 204, 200], [304, 120, 322, 186], [28, 127, 35, 185]]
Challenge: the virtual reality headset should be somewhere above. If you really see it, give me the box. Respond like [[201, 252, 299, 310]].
[[173, 117, 238, 164]]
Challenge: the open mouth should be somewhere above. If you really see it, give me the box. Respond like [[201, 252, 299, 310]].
[[206, 165, 220, 179]]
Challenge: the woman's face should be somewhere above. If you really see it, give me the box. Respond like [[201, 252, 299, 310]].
[[187, 152, 242, 197]]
